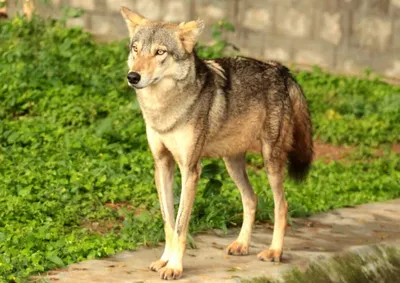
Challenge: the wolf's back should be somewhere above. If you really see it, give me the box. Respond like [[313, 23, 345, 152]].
[[287, 76, 313, 181]]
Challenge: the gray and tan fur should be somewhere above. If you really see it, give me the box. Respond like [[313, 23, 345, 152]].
[[120, 6, 313, 280]]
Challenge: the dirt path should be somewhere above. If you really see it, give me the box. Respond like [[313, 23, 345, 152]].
[[32, 199, 400, 282]]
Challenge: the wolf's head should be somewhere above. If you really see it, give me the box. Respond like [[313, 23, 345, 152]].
[[120, 6, 204, 89]]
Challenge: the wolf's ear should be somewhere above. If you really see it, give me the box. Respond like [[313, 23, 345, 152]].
[[178, 20, 204, 53], [120, 6, 148, 37]]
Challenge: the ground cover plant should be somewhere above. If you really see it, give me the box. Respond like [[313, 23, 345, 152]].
[[243, 245, 400, 283], [0, 16, 399, 282]]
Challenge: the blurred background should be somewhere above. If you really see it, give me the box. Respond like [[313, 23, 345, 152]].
[[2, 0, 400, 80]]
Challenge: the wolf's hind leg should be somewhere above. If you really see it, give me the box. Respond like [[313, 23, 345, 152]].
[[257, 143, 288, 262], [224, 154, 257, 256]]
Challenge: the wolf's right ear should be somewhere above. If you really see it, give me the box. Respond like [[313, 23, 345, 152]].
[[120, 6, 148, 38], [178, 20, 205, 53]]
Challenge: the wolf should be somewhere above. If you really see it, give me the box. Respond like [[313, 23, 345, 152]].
[[120, 6, 313, 280]]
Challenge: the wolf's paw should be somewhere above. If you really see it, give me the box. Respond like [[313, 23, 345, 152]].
[[226, 241, 249, 256], [150, 259, 168, 272], [257, 248, 282, 262], [159, 265, 183, 280]]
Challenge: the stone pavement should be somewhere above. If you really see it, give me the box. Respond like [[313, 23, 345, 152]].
[[34, 199, 400, 282]]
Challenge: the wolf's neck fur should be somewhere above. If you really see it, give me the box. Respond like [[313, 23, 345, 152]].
[[135, 53, 211, 133]]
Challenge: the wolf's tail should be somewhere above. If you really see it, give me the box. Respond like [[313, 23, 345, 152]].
[[287, 76, 313, 182]]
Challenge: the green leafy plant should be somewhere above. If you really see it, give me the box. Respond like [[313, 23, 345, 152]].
[[196, 19, 239, 59]]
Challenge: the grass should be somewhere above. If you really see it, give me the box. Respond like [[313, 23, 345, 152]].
[[242, 245, 400, 283], [296, 69, 400, 146], [0, 16, 399, 282]]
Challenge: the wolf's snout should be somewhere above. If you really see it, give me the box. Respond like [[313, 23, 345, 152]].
[[127, 72, 141, 85]]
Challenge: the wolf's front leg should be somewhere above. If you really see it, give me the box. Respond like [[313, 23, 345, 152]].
[[159, 163, 200, 280], [147, 129, 176, 272]]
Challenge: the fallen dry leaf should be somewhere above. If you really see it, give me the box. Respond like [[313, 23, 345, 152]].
[[227, 266, 242, 272]]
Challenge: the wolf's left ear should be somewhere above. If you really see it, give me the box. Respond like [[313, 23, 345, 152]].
[[178, 20, 205, 53], [120, 6, 149, 37]]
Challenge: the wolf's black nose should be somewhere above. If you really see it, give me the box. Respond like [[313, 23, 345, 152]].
[[127, 72, 141, 84]]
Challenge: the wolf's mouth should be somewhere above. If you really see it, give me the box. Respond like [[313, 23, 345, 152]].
[[129, 77, 161, 89], [128, 82, 144, 89], [151, 77, 161, 84]]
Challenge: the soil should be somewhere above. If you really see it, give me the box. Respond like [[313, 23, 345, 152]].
[[313, 141, 354, 162]]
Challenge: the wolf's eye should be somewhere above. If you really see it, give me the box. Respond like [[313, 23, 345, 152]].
[[156, 49, 166, 56], [132, 45, 138, 52]]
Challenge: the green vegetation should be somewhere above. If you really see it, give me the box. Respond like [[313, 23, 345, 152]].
[[0, 16, 399, 282], [243, 245, 400, 283], [297, 69, 400, 146]]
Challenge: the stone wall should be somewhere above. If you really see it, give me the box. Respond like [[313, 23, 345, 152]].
[[10, 0, 400, 78]]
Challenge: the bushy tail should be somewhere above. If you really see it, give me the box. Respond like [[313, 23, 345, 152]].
[[287, 76, 314, 182]]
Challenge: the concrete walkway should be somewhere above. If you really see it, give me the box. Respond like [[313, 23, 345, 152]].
[[34, 199, 400, 282]]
